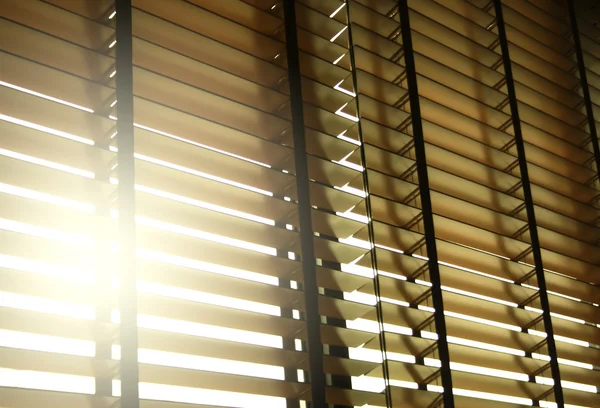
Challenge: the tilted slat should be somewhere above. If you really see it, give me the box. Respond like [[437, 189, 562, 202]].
[[1, 0, 114, 52], [43, 0, 115, 20], [499, 2, 571, 54], [502, 0, 569, 36], [0, 347, 310, 400], [0, 87, 114, 145], [0, 156, 111, 206]]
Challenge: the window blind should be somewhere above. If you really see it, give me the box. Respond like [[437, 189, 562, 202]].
[[0, 1, 598, 408]]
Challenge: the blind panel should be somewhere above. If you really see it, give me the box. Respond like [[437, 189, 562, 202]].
[[1, 0, 599, 407]]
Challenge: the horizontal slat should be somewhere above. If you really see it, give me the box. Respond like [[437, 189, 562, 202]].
[[562, 389, 600, 408], [0, 307, 308, 370], [385, 360, 439, 385], [0, 51, 114, 114], [1, 0, 113, 52], [0, 191, 367, 296], [453, 394, 527, 408], [139, 253, 373, 321], [2, 303, 379, 378], [0, 255, 376, 350], [132, 126, 294, 198], [525, 0, 566, 22], [0, 386, 262, 408], [1, 388, 118, 408], [503, 0, 568, 35], [388, 386, 442, 407], [363, 330, 435, 358], [549, 293, 600, 326], [134, 157, 362, 235], [499, 2, 572, 54], [0, 86, 114, 144], [325, 387, 386, 407], [445, 315, 544, 359], [0, 17, 112, 85], [0, 347, 309, 400], [134, 157, 293, 221], [450, 342, 550, 379], [0, 307, 112, 343], [0, 193, 113, 242], [139, 260, 302, 310], [137, 225, 299, 279], [551, 315, 599, 346], [0, 121, 113, 181], [131, 7, 283, 88], [133, 96, 363, 195], [451, 368, 552, 401], [445, 291, 541, 331], [132, 0, 281, 63], [388, 357, 553, 401], [135, 192, 297, 251], [191, 0, 352, 78], [43, 0, 113, 19], [133, 67, 290, 142], [0, 156, 111, 206], [187, 0, 282, 39], [0, 265, 305, 339]]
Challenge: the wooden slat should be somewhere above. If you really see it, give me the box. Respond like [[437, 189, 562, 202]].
[[136, 225, 299, 279], [135, 192, 297, 252], [0, 307, 309, 371], [0, 347, 310, 399], [0, 193, 113, 239], [134, 159, 295, 223], [1, 0, 113, 52], [0, 86, 114, 145], [499, 3, 571, 54], [562, 388, 600, 408], [503, 0, 569, 35], [43, 0, 115, 20], [0, 156, 111, 206], [133, 127, 294, 198], [1, 388, 117, 408], [133, 67, 290, 142], [0, 13, 116, 99], [451, 368, 552, 401], [0, 120, 113, 181], [0, 51, 114, 114], [132, 0, 281, 62]]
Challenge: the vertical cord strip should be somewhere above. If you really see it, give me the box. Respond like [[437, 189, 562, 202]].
[[397, 1, 455, 406], [282, 1, 326, 406], [116, 0, 139, 406], [493, 1, 564, 405]]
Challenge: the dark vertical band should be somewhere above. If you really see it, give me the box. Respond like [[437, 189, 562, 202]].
[[281, 1, 326, 407], [344, 2, 392, 407], [115, 0, 139, 407], [397, 1, 454, 406], [567, 0, 600, 187], [492, 1, 564, 406]]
